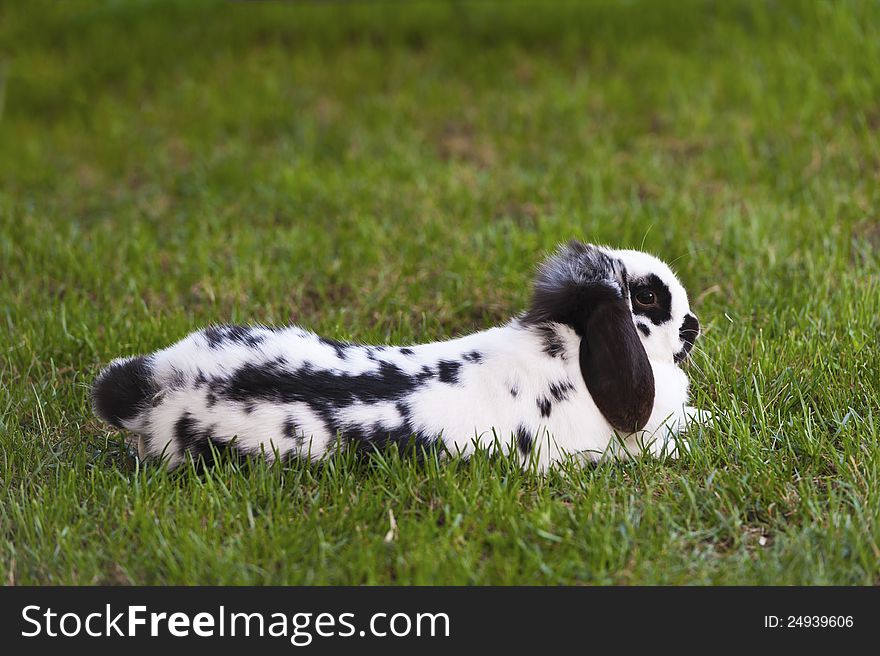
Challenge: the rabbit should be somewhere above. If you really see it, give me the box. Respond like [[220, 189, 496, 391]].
[[92, 240, 707, 471]]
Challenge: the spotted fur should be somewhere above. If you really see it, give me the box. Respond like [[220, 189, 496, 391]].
[[92, 241, 708, 470]]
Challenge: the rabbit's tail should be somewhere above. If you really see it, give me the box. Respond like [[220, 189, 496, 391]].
[[91, 356, 157, 430]]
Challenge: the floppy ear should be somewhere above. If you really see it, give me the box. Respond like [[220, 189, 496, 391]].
[[578, 299, 654, 433], [523, 240, 654, 433]]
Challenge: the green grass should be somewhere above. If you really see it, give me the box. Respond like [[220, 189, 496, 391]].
[[1, 0, 879, 585]]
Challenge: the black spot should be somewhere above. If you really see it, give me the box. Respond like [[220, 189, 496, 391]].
[[168, 367, 186, 390], [223, 359, 427, 407], [399, 348, 414, 356], [537, 396, 552, 417], [636, 323, 651, 337], [533, 323, 566, 358], [548, 380, 574, 402], [629, 274, 672, 325], [282, 415, 300, 443], [674, 313, 700, 363], [196, 370, 228, 402], [229, 325, 264, 347], [204, 325, 265, 349], [174, 413, 229, 465], [510, 386, 519, 398], [92, 356, 157, 428], [515, 425, 533, 455], [437, 360, 462, 385], [175, 412, 203, 452], [342, 421, 436, 455], [463, 350, 483, 363], [319, 336, 349, 360], [203, 326, 225, 348], [342, 400, 435, 454]]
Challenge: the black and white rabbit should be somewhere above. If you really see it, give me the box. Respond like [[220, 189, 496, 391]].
[[92, 240, 707, 470]]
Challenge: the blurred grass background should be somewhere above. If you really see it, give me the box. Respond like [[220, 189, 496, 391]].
[[0, 0, 878, 584]]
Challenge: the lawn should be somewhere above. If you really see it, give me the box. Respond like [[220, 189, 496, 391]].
[[1, 0, 878, 585]]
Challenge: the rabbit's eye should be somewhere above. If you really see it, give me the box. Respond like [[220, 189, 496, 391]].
[[635, 290, 656, 306]]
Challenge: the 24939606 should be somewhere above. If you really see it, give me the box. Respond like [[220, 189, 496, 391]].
[[764, 616, 854, 629]]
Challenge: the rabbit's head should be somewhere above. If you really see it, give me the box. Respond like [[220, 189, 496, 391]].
[[522, 240, 700, 433], [608, 247, 700, 365]]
